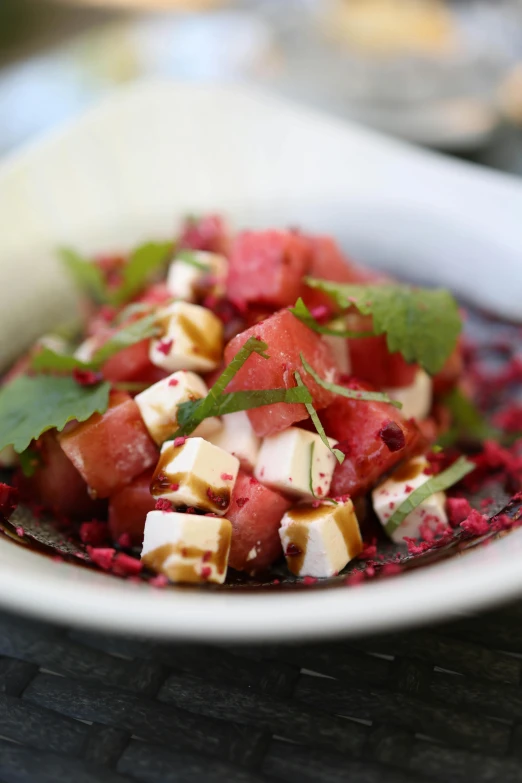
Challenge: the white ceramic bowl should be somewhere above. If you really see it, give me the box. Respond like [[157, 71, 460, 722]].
[[0, 82, 521, 640]]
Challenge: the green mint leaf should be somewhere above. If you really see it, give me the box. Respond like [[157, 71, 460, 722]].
[[31, 347, 97, 373], [385, 456, 475, 536], [60, 248, 108, 304], [300, 354, 402, 409], [175, 249, 211, 272], [305, 279, 461, 375], [114, 301, 158, 325], [290, 298, 374, 338], [91, 312, 162, 366], [437, 388, 501, 447], [18, 447, 41, 478], [0, 375, 111, 454], [111, 241, 173, 306], [172, 337, 270, 437], [294, 370, 344, 464]]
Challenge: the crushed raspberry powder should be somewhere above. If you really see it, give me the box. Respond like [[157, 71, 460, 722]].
[[87, 546, 115, 571], [15, 526, 24, 538], [303, 576, 318, 585], [155, 499, 173, 512], [447, 497, 472, 527], [379, 421, 405, 452], [460, 509, 490, 536], [0, 484, 18, 518], [221, 473, 234, 481], [150, 574, 169, 588], [200, 566, 212, 580], [235, 497, 249, 508], [113, 553, 143, 577], [157, 339, 173, 356], [118, 533, 132, 549], [80, 520, 109, 546], [168, 378, 179, 387], [173, 436, 187, 448], [72, 368, 103, 387], [206, 487, 227, 509]]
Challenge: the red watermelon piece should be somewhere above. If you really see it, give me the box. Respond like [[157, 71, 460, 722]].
[[227, 230, 311, 308], [320, 379, 424, 497], [59, 391, 158, 498], [179, 214, 229, 255], [108, 469, 155, 546], [224, 310, 339, 437], [348, 332, 418, 388], [102, 339, 168, 386], [227, 471, 291, 572], [16, 432, 104, 520]]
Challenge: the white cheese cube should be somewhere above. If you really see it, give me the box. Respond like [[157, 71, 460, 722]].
[[0, 445, 17, 468], [254, 427, 337, 501], [322, 318, 351, 375], [384, 369, 433, 422], [373, 456, 448, 543], [141, 509, 232, 584], [135, 371, 221, 445], [166, 251, 228, 302], [280, 499, 362, 578], [37, 335, 69, 354], [150, 301, 223, 373], [207, 411, 260, 471], [74, 336, 99, 364], [151, 436, 239, 515]]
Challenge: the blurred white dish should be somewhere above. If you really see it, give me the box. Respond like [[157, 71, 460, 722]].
[[0, 82, 521, 640]]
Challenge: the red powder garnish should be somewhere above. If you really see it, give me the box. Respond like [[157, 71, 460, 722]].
[[72, 368, 103, 387], [168, 378, 179, 387], [202, 551, 212, 563], [359, 541, 377, 560], [381, 563, 402, 577], [303, 576, 318, 585], [236, 497, 249, 508], [155, 499, 173, 512], [200, 566, 212, 580], [113, 553, 142, 577], [206, 487, 227, 509], [157, 339, 173, 355], [316, 486, 323, 496], [345, 571, 365, 586], [249, 477, 258, 485], [286, 543, 302, 556], [79, 520, 109, 546], [150, 574, 169, 588], [334, 494, 351, 504], [173, 436, 187, 448], [169, 483, 180, 492], [480, 497, 494, 509], [494, 404, 522, 434], [118, 533, 132, 549], [87, 546, 115, 571], [221, 473, 234, 481], [0, 483, 18, 518], [460, 509, 490, 536], [378, 421, 406, 452], [15, 526, 24, 538], [309, 305, 331, 323], [404, 485, 414, 494], [312, 500, 321, 508], [447, 497, 472, 527]]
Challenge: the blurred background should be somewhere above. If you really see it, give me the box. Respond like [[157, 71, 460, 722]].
[[1, 0, 522, 173]]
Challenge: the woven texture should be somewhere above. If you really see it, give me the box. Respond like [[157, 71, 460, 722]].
[[0, 605, 522, 782]]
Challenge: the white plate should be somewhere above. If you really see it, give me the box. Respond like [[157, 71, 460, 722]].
[[0, 82, 521, 640]]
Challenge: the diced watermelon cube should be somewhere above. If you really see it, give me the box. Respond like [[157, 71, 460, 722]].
[[224, 310, 338, 437], [348, 332, 418, 388], [179, 214, 229, 255], [16, 432, 105, 520], [108, 469, 155, 546], [102, 339, 168, 386], [227, 230, 311, 308], [320, 380, 423, 497], [228, 471, 291, 572], [59, 391, 158, 498]]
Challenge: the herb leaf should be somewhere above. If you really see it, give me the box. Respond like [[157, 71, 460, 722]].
[[112, 242, 173, 305], [172, 337, 270, 437], [385, 456, 475, 536], [60, 248, 108, 304], [437, 388, 501, 447], [290, 298, 373, 338], [0, 375, 111, 454], [294, 370, 344, 464], [91, 313, 162, 366], [19, 447, 41, 478], [300, 354, 402, 409], [305, 279, 461, 375], [175, 249, 211, 271], [31, 347, 97, 373]]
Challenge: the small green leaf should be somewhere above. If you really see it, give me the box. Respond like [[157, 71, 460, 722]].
[[18, 448, 41, 478], [385, 456, 475, 536], [305, 279, 462, 375], [91, 312, 162, 366], [175, 249, 211, 272], [173, 337, 270, 437], [31, 347, 97, 374], [437, 388, 501, 447], [0, 375, 111, 454], [300, 354, 402, 409], [294, 370, 344, 464], [111, 241, 173, 305], [60, 248, 108, 304], [290, 298, 373, 338]]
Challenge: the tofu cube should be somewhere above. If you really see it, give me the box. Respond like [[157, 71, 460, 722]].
[[322, 318, 351, 375], [384, 369, 433, 422], [0, 445, 17, 468], [74, 336, 99, 364], [135, 371, 221, 445], [166, 250, 228, 302], [207, 411, 260, 471], [141, 509, 232, 584], [280, 499, 363, 577], [372, 456, 448, 543], [151, 436, 239, 515], [150, 301, 223, 373], [254, 427, 337, 501]]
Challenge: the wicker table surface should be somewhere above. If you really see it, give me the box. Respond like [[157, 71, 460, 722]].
[[1, 600, 522, 783]]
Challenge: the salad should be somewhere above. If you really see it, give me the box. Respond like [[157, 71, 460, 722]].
[[0, 214, 520, 587]]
